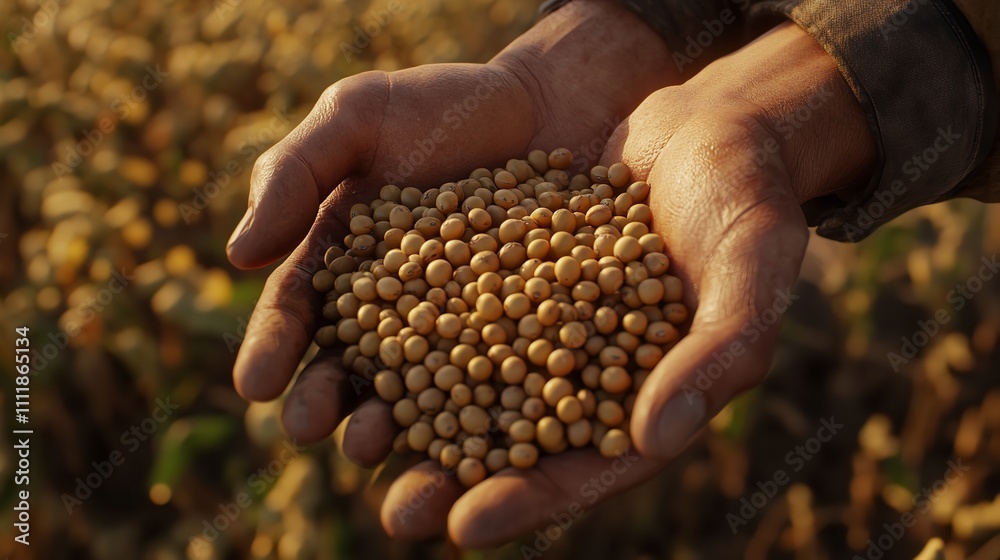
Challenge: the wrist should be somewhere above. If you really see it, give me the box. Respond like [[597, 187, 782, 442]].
[[491, 0, 680, 124], [689, 22, 876, 205]]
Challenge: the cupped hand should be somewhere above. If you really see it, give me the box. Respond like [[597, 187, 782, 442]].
[[226, 0, 685, 544], [436, 22, 878, 547]]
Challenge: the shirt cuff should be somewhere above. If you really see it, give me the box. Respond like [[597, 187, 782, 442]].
[[750, 0, 998, 242]]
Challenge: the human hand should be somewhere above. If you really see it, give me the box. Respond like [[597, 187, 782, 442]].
[[413, 21, 878, 547], [225, 0, 684, 542]]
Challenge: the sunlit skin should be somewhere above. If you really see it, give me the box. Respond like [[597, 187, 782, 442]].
[[227, 3, 876, 548]]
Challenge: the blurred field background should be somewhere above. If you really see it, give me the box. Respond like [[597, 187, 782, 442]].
[[2, 0, 1000, 559]]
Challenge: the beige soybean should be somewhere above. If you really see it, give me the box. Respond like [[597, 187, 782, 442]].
[[457, 458, 487, 487], [509, 443, 540, 469]]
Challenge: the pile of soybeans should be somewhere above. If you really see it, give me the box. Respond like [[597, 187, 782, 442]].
[[312, 149, 687, 487]]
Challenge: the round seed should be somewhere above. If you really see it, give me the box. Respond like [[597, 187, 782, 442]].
[[376, 276, 403, 301], [536, 417, 565, 452], [485, 448, 510, 473], [613, 236, 642, 263], [599, 428, 630, 458], [607, 163, 630, 188], [542, 377, 574, 407], [407, 422, 435, 452], [556, 396, 583, 423], [433, 411, 460, 438], [600, 366, 632, 393], [596, 400, 624, 427], [459, 405, 491, 433], [567, 419, 593, 447], [393, 399, 420, 427], [554, 256, 582, 286], [509, 443, 539, 468], [457, 458, 487, 487], [440, 444, 462, 469], [547, 348, 575, 377]]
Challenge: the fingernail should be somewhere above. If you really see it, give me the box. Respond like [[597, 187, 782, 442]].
[[227, 206, 254, 252], [656, 390, 706, 458]]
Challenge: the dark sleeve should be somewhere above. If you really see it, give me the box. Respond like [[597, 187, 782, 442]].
[[748, 0, 997, 242], [539, 0, 752, 72], [542, 0, 998, 242]]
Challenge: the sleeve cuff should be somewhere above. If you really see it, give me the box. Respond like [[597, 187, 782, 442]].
[[750, 0, 998, 242]]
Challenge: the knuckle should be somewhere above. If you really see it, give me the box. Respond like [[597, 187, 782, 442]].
[[320, 70, 388, 119]]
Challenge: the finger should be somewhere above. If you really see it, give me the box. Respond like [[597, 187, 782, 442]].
[[631, 180, 809, 461], [343, 399, 398, 468], [232, 207, 342, 402], [447, 449, 663, 549], [227, 71, 388, 269], [381, 461, 464, 540], [280, 349, 365, 444]]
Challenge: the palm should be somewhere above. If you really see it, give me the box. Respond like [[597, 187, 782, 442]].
[[608, 97, 810, 461]]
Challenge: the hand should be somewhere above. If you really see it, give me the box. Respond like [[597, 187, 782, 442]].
[[415, 22, 877, 547], [226, 0, 684, 542]]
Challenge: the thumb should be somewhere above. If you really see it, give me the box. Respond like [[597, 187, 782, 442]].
[[226, 71, 387, 269], [630, 193, 809, 461]]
